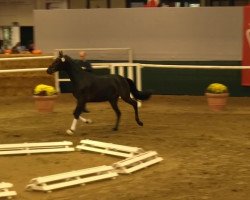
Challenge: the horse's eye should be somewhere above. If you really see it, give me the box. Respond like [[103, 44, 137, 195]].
[[61, 58, 65, 62]]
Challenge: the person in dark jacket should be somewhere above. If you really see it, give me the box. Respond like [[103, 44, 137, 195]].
[[75, 51, 93, 113], [75, 51, 93, 72]]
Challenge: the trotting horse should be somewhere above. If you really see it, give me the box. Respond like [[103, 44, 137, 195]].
[[47, 51, 152, 135]]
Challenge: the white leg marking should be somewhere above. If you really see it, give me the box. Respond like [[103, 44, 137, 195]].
[[79, 116, 92, 124], [66, 118, 78, 135]]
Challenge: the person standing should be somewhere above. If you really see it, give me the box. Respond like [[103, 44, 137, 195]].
[[74, 51, 93, 113], [77, 51, 93, 72]]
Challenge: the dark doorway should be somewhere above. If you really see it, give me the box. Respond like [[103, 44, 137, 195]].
[[20, 26, 33, 49]]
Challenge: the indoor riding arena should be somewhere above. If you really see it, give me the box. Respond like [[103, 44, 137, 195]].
[[1, 2, 250, 200]]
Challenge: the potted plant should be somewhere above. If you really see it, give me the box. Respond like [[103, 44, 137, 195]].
[[205, 83, 229, 111], [33, 84, 58, 113]]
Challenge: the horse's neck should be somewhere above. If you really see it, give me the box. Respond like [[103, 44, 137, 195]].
[[65, 63, 88, 86]]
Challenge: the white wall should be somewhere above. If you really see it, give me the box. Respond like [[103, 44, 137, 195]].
[[0, 0, 126, 26], [0, 0, 35, 26], [34, 7, 243, 61]]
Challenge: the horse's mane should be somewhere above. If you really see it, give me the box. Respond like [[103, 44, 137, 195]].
[[63, 54, 87, 73], [64, 55, 74, 63]]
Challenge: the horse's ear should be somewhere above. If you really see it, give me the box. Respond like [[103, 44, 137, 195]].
[[59, 51, 63, 57], [58, 51, 65, 62]]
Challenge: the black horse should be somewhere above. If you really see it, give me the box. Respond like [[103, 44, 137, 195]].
[[47, 51, 152, 135]]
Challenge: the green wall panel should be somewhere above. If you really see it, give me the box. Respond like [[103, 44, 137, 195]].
[[59, 61, 250, 97]]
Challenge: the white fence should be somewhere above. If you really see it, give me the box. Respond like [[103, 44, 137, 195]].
[[1, 55, 250, 94], [0, 55, 142, 93]]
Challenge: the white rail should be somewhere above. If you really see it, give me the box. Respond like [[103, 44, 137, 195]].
[[1, 56, 249, 96], [140, 63, 250, 70], [0, 56, 54, 61], [55, 48, 133, 63], [0, 68, 47, 73]]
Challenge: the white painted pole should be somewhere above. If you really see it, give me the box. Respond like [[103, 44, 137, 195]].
[[0, 68, 47, 73], [140, 64, 250, 70], [0, 56, 54, 61], [127, 66, 134, 80], [128, 49, 133, 63], [110, 64, 115, 74], [118, 66, 125, 77], [55, 47, 131, 52], [136, 64, 142, 91]]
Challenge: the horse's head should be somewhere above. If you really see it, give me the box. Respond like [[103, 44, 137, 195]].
[[47, 51, 68, 74]]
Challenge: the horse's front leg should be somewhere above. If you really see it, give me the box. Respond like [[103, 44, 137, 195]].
[[66, 101, 85, 135]]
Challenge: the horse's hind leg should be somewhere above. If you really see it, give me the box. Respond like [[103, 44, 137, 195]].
[[109, 98, 121, 131], [79, 103, 92, 123], [79, 116, 92, 124], [122, 96, 143, 126]]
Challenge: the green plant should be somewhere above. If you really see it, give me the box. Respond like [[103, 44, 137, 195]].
[[33, 84, 57, 96], [206, 83, 228, 94]]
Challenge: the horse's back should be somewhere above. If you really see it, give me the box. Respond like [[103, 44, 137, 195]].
[[82, 74, 129, 102]]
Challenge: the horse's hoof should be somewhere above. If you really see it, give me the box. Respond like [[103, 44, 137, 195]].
[[86, 119, 92, 124], [138, 121, 143, 126], [66, 129, 74, 135]]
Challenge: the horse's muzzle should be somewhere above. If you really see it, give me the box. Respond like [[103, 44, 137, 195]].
[[46, 66, 54, 74]]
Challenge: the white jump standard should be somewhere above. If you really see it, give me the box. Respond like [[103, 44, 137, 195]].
[[76, 139, 143, 158], [0, 141, 74, 155], [0, 182, 17, 199], [26, 165, 118, 192], [113, 151, 163, 174]]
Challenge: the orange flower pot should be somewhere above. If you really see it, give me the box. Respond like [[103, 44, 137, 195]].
[[205, 93, 229, 111], [33, 95, 57, 113]]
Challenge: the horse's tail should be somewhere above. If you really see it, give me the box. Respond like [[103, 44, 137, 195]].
[[126, 78, 152, 100]]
